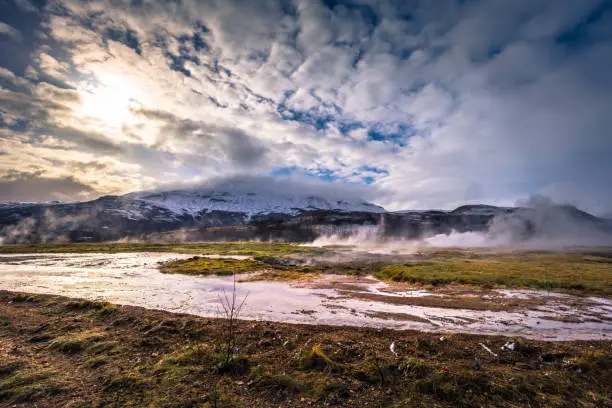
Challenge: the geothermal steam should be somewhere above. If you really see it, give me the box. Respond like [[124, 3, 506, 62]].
[[306, 196, 612, 253]]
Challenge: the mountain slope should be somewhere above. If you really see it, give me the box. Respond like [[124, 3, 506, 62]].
[[1, 187, 610, 244], [125, 189, 385, 216], [0, 187, 385, 243]]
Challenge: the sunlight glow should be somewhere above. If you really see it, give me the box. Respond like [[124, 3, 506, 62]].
[[76, 72, 141, 128]]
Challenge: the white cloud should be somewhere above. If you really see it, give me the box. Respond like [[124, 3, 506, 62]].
[[0, 0, 611, 215]]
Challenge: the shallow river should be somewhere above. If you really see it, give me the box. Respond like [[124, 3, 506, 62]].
[[0, 252, 610, 341]]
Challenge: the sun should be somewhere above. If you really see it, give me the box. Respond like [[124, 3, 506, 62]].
[[76, 72, 141, 129]]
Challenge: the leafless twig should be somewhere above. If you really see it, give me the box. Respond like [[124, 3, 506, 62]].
[[217, 273, 248, 364]]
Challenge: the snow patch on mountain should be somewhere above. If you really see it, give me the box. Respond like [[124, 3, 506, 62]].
[[125, 190, 385, 216]]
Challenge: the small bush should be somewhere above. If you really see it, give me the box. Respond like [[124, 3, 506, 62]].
[[216, 355, 250, 376], [399, 357, 432, 379], [299, 344, 337, 371], [95, 302, 118, 317]]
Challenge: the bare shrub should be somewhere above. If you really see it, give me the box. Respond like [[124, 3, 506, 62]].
[[217, 273, 248, 366]]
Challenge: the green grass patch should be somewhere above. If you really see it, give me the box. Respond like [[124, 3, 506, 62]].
[[375, 252, 612, 294], [159, 256, 269, 276], [84, 356, 108, 369], [0, 241, 326, 257]]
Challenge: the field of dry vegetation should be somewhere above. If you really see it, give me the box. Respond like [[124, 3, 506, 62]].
[[1, 291, 610, 408]]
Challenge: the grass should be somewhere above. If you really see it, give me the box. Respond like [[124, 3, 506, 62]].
[[249, 366, 301, 394], [159, 256, 270, 276], [299, 344, 337, 372], [49, 330, 107, 354], [160, 254, 324, 280], [11, 293, 40, 303], [0, 289, 610, 407], [156, 343, 216, 369], [65, 299, 118, 317], [3, 241, 612, 293], [0, 363, 66, 404], [0, 241, 326, 257], [375, 251, 612, 294], [239, 269, 321, 282], [162, 249, 612, 294]]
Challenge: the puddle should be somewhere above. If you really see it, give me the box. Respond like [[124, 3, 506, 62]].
[[0, 252, 610, 341]]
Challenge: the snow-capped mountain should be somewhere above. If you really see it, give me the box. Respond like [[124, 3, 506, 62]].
[[0, 180, 609, 244], [125, 189, 385, 217], [0, 184, 386, 243]]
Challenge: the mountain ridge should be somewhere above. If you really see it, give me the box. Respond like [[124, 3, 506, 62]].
[[0, 187, 610, 244], [124, 188, 385, 217]]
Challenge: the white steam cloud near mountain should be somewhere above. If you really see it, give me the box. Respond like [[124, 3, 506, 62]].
[[138, 174, 378, 204], [306, 195, 612, 254]]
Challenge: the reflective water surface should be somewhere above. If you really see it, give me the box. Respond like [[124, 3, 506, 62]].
[[0, 252, 610, 341]]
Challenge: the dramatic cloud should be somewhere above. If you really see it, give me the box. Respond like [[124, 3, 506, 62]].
[[0, 0, 611, 213]]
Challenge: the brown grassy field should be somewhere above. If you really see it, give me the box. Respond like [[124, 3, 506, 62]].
[[374, 250, 612, 295], [0, 290, 610, 408]]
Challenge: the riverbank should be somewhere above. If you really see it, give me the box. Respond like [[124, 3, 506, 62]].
[[1, 252, 610, 340], [158, 246, 612, 295], [0, 242, 321, 257], [2, 243, 610, 295], [1, 290, 610, 407]]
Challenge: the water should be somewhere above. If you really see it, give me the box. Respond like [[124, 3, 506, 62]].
[[0, 252, 610, 341]]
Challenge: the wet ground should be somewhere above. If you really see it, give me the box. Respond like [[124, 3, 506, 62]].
[[0, 252, 610, 340]]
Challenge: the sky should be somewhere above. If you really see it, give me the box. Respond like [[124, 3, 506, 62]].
[[0, 0, 611, 214]]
